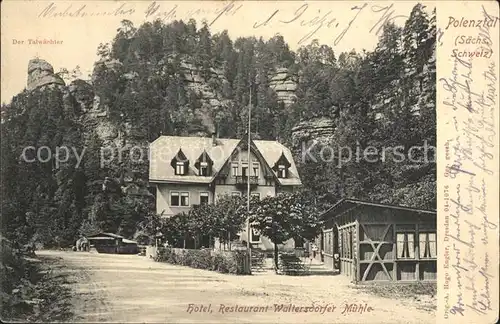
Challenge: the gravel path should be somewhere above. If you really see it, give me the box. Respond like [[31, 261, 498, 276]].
[[37, 250, 435, 323]]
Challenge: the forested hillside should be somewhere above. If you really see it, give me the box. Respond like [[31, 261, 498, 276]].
[[1, 4, 436, 247]]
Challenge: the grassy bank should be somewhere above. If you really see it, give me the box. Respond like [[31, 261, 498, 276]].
[[351, 282, 437, 312], [1, 252, 74, 322]]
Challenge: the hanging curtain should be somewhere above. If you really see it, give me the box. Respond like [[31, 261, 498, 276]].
[[429, 232, 436, 258], [397, 233, 405, 258], [407, 233, 414, 258], [419, 232, 427, 258]]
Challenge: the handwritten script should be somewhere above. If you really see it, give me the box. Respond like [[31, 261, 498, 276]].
[[252, 3, 407, 45], [36, 1, 408, 47], [37, 1, 242, 26], [439, 4, 498, 321]]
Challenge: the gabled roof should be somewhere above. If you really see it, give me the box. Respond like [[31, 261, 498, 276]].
[[149, 135, 302, 186], [321, 198, 436, 220], [212, 135, 280, 183], [87, 232, 124, 239]]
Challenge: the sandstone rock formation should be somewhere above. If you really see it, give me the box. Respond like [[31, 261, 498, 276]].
[[91, 58, 123, 83], [291, 117, 335, 148], [27, 59, 65, 91], [180, 61, 228, 110], [68, 79, 94, 112], [269, 67, 298, 107]]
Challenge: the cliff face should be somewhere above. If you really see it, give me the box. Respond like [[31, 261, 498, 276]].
[[181, 62, 230, 110], [23, 59, 151, 198], [21, 58, 303, 199], [291, 117, 335, 148], [27, 59, 65, 91]]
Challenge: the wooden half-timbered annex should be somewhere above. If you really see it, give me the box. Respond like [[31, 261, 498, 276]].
[[320, 199, 437, 283]]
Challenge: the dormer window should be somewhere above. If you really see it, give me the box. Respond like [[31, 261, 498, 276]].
[[175, 162, 186, 175], [278, 165, 287, 178], [273, 151, 291, 179], [199, 162, 208, 176], [171, 149, 189, 176], [195, 150, 213, 176]]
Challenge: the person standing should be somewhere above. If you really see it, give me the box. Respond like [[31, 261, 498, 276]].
[[311, 243, 318, 259]]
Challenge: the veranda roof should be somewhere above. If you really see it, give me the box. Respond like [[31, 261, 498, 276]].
[[321, 198, 437, 220], [87, 236, 115, 240]]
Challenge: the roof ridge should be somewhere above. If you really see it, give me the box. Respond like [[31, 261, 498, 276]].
[[154, 135, 284, 143]]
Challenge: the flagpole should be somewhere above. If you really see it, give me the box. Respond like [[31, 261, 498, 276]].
[[246, 86, 252, 272]]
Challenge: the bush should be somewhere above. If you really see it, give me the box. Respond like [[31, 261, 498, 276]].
[[278, 252, 307, 275], [155, 248, 250, 275]]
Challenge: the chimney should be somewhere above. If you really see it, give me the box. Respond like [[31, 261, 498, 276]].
[[212, 132, 217, 146]]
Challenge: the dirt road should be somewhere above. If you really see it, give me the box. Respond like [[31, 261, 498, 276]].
[[37, 250, 435, 323]]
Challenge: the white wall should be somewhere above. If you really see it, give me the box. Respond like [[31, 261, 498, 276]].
[[156, 183, 212, 217]]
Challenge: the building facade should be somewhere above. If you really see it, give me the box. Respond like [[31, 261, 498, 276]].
[[148, 134, 302, 251], [319, 199, 437, 283]]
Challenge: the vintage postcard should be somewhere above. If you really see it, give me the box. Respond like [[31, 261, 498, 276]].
[[1, 1, 498, 323]]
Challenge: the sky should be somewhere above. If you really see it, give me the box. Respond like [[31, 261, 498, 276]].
[[1, 1, 431, 103]]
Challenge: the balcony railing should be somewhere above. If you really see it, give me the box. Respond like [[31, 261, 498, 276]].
[[235, 176, 259, 186]]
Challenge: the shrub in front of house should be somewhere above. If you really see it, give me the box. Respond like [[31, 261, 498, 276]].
[[155, 248, 249, 275], [278, 252, 307, 275]]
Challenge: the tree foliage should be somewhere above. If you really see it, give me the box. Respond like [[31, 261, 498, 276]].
[[1, 4, 436, 250], [249, 191, 322, 269]]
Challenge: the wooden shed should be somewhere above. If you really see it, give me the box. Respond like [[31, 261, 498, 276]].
[[87, 232, 139, 254], [320, 199, 437, 283]]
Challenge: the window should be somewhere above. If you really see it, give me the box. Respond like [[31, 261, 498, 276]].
[[397, 232, 415, 259], [231, 164, 238, 177], [251, 192, 260, 200], [170, 192, 179, 206], [199, 162, 208, 176], [171, 192, 189, 206], [175, 162, 186, 175], [278, 165, 287, 178], [242, 163, 248, 177], [199, 192, 209, 205], [231, 191, 241, 197], [195, 151, 213, 176], [253, 163, 260, 178], [171, 149, 189, 175], [419, 232, 436, 258], [180, 192, 189, 206]]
